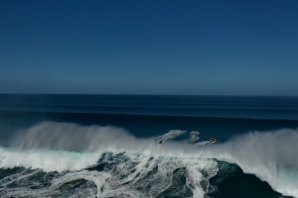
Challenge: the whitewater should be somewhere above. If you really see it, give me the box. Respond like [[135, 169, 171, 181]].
[[0, 121, 297, 198]]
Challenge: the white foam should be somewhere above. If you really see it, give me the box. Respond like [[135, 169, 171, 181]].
[[0, 147, 100, 172], [1, 121, 298, 197], [186, 159, 218, 198], [50, 170, 110, 197]]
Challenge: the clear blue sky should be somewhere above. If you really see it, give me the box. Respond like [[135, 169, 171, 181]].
[[0, 0, 298, 95]]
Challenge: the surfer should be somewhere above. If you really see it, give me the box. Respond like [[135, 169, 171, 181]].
[[194, 137, 217, 146], [208, 137, 217, 144]]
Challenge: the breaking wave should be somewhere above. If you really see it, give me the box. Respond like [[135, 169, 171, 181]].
[[0, 121, 297, 197]]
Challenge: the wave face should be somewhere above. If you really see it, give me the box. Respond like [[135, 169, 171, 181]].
[[0, 121, 297, 198]]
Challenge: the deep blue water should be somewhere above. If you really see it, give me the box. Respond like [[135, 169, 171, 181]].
[[1, 94, 298, 120], [0, 94, 297, 141]]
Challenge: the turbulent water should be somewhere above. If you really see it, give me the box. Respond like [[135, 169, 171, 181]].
[[0, 95, 298, 198], [0, 121, 296, 198]]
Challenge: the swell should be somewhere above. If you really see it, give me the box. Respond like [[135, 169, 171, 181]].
[[1, 94, 298, 120], [0, 121, 297, 197]]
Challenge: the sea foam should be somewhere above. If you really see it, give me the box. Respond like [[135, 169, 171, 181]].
[[0, 121, 298, 197]]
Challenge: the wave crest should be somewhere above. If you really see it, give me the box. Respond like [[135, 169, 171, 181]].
[[0, 121, 297, 197]]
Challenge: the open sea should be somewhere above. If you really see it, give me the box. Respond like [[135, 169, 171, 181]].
[[0, 94, 297, 198]]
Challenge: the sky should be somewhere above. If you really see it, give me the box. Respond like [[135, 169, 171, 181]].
[[0, 0, 298, 95]]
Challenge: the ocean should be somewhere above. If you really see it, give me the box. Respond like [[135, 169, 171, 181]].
[[0, 94, 297, 198]]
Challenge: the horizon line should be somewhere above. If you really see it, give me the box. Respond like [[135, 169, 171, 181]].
[[0, 93, 297, 98]]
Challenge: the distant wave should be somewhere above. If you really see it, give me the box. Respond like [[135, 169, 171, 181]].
[[0, 122, 297, 197]]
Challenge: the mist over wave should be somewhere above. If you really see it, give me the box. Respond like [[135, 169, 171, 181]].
[[0, 121, 297, 197], [9, 122, 143, 152], [208, 129, 298, 197]]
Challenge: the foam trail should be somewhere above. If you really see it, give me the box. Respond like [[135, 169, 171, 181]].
[[153, 129, 187, 144], [50, 171, 110, 198], [186, 160, 218, 198]]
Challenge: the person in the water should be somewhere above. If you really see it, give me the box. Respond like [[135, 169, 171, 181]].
[[209, 137, 217, 144]]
